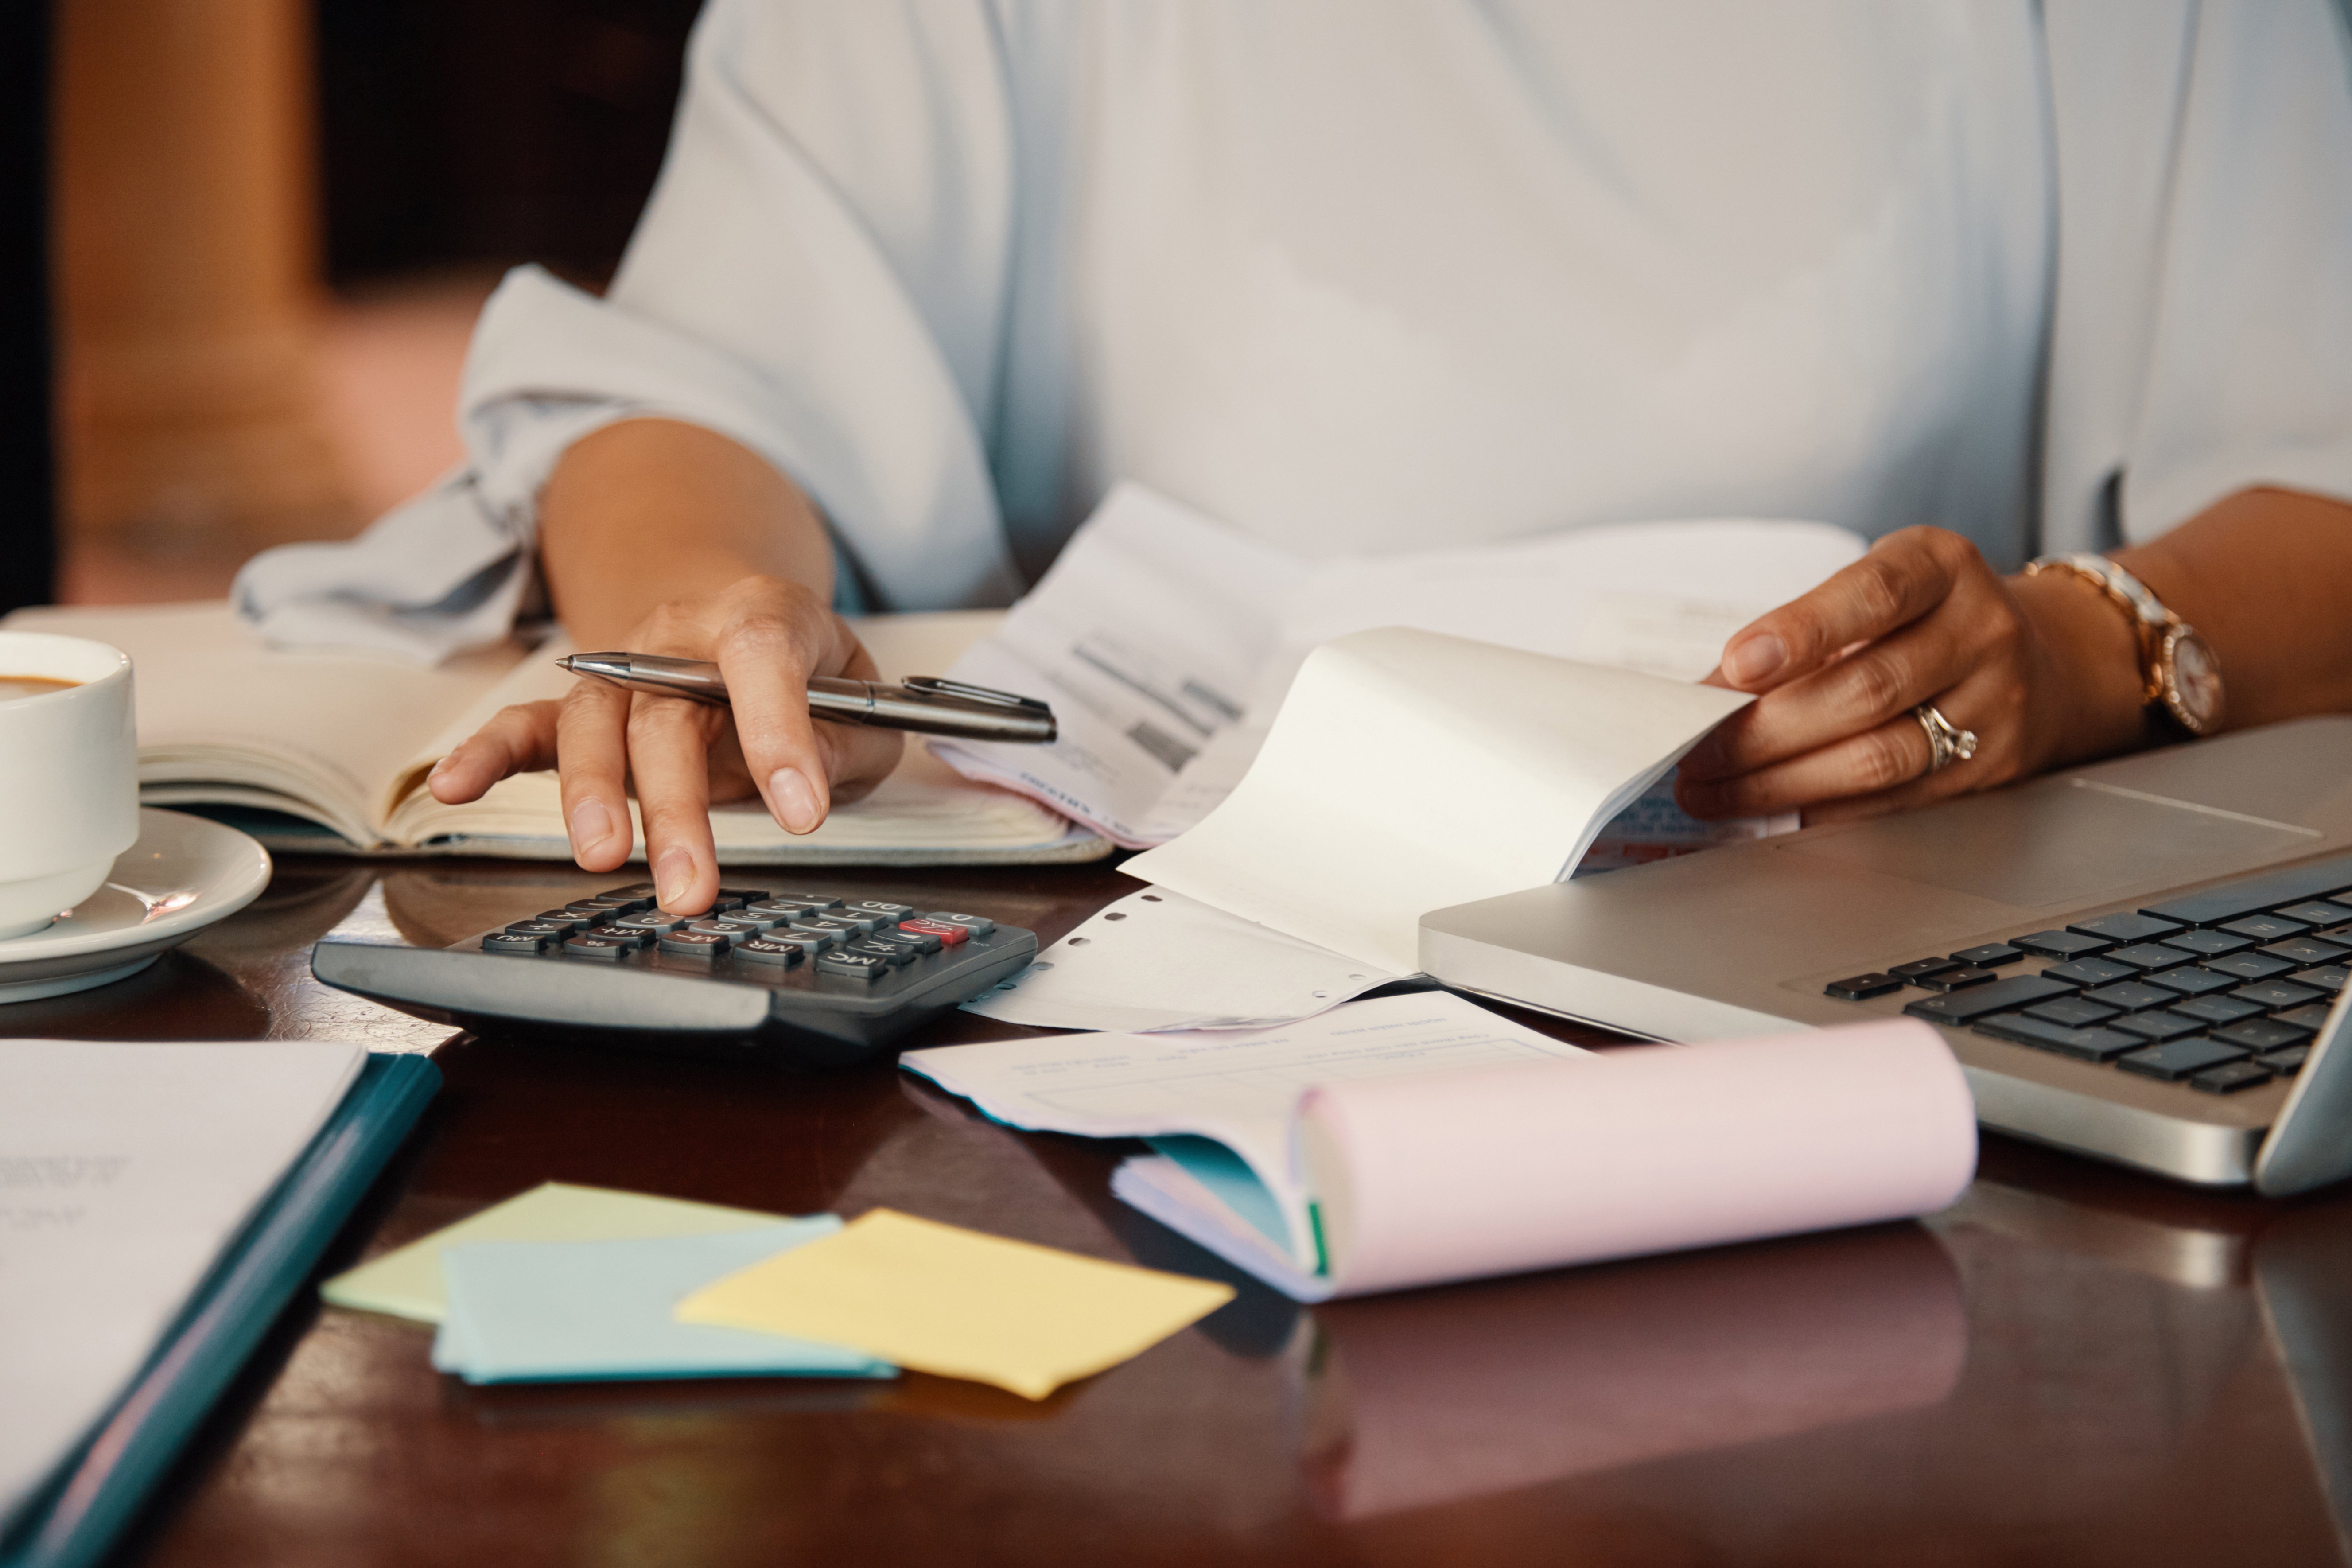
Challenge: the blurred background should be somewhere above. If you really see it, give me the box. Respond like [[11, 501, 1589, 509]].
[[0, 0, 705, 616]]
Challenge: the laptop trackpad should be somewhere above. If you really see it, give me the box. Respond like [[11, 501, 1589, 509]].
[[1777, 780, 2320, 909]]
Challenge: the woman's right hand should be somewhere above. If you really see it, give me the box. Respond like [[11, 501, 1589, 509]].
[[424, 573, 904, 915]]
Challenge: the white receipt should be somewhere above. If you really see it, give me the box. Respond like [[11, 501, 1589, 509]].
[[0, 1039, 365, 1527]]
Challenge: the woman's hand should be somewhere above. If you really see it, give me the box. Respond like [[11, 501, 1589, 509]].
[[1674, 526, 2148, 825], [425, 574, 903, 913]]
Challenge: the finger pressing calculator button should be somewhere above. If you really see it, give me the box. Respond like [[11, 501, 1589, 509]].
[[922, 912, 997, 936], [504, 920, 574, 940], [483, 932, 550, 956], [843, 938, 917, 967], [899, 919, 970, 946], [563, 934, 638, 960], [733, 937, 803, 968], [659, 930, 731, 958], [816, 950, 890, 982], [1825, 974, 1903, 1000]]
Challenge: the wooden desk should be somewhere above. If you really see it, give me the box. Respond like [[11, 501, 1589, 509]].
[[13, 854, 2352, 1567]]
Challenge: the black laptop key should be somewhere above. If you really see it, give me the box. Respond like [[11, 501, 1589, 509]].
[[2105, 943, 2190, 972], [2068, 912, 2184, 944], [2141, 853, 2352, 928], [2082, 981, 2176, 1012], [2044, 957, 2138, 988], [2262, 936, 2350, 968], [2108, 1009, 2206, 1043], [1949, 943, 2023, 968], [2277, 1002, 2336, 1031], [2232, 979, 2322, 1012], [2211, 1017, 2315, 1052], [2117, 1038, 2250, 1082], [2012, 930, 2114, 960], [1891, 957, 1962, 981], [1825, 973, 1904, 1000], [2260, 1045, 2312, 1075], [1916, 966, 1997, 992], [2159, 927, 2253, 958], [2025, 996, 2121, 1028], [2190, 1061, 2275, 1095], [1974, 1014, 2142, 1061], [2171, 994, 2266, 1027], [2203, 951, 2297, 982], [1905, 974, 2077, 1024], [2222, 913, 2312, 943], [2142, 965, 2239, 997], [2294, 964, 2349, 994], [2275, 900, 2352, 927]]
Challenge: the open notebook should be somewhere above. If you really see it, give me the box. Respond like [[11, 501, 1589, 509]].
[[0, 603, 1104, 864]]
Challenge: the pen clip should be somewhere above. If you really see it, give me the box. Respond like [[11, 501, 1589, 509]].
[[902, 676, 1053, 714]]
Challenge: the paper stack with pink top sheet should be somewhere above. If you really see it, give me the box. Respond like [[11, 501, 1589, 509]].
[[902, 992, 1977, 1301]]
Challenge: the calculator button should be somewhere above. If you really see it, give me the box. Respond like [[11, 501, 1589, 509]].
[[922, 911, 998, 936], [898, 918, 971, 946], [813, 910, 892, 934], [867, 927, 943, 956], [687, 919, 762, 938], [768, 891, 844, 910], [2068, 912, 2184, 944], [2107, 1009, 2205, 1043], [2158, 927, 2253, 958], [2043, 957, 2137, 988], [795, 916, 868, 938], [612, 912, 691, 936], [1825, 973, 1902, 1000], [816, 950, 890, 982], [1916, 966, 1996, 992], [782, 923, 847, 949], [2203, 951, 2297, 982], [2261, 936, 2350, 968], [1973, 1015, 2141, 1061], [1949, 943, 2022, 968], [1891, 958, 1960, 982], [563, 934, 638, 960], [598, 884, 660, 903], [843, 938, 917, 967], [2082, 981, 2175, 1012], [712, 887, 770, 910], [2022, 996, 2120, 1028], [2231, 979, 2323, 1012], [2116, 1038, 2248, 1082], [765, 932, 836, 957], [2012, 930, 2113, 960], [533, 910, 590, 931], [571, 897, 639, 915], [2140, 965, 2238, 996], [2169, 994, 2266, 1027], [659, 930, 731, 958], [504, 921, 573, 940], [2189, 1061, 2274, 1095], [2221, 913, 2312, 942], [2259, 1044, 2312, 1075], [482, 932, 550, 956], [732, 937, 803, 967], [2209, 1017, 2314, 1052], [842, 899, 917, 922]]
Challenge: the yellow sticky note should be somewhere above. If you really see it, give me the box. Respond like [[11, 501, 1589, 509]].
[[322, 1181, 782, 1323], [674, 1209, 1234, 1399]]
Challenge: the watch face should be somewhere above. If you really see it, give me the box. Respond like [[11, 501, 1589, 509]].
[[2164, 628, 2224, 734]]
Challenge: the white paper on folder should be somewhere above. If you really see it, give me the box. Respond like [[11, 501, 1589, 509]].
[[1126, 628, 1756, 975], [902, 992, 1590, 1271], [0, 1039, 365, 1529], [960, 886, 1411, 1032]]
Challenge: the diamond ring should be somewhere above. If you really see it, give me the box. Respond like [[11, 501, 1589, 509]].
[[1914, 703, 1979, 774]]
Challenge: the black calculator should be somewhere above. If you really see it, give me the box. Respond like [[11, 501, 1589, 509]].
[[311, 883, 1037, 1067]]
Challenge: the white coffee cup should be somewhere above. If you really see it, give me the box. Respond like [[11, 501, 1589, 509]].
[[0, 631, 140, 940]]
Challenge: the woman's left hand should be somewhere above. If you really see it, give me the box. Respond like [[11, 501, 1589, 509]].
[[1674, 526, 2143, 825]]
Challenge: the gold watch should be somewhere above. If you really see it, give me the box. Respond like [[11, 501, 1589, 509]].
[[2023, 553, 2224, 736]]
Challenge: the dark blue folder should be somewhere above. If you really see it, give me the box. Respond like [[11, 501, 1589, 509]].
[[1, 1052, 440, 1568]]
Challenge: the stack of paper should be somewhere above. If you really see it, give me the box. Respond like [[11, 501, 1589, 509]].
[[321, 1183, 1232, 1399]]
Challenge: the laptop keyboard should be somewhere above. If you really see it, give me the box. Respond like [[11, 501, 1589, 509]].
[[1826, 852, 2352, 1097]]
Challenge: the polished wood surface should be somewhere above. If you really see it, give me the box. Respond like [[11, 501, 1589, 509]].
[[12, 853, 2352, 1567]]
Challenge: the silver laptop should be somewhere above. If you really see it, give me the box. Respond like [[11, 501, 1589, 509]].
[[1420, 717, 2352, 1194]]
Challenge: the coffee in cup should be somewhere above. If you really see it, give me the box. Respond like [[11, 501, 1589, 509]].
[[0, 632, 138, 939]]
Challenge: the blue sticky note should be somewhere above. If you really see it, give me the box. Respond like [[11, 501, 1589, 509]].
[[431, 1219, 895, 1384]]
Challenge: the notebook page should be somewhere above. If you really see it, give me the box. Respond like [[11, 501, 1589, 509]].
[[0, 1039, 365, 1527], [1125, 628, 1753, 975]]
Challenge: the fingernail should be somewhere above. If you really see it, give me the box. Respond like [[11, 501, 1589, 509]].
[[1725, 633, 1787, 687], [768, 767, 822, 835], [568, 796, 616, 853], [654, 846, 696, 909], [428, 752, 455, 778]]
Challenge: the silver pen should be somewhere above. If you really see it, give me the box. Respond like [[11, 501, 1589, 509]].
[[556, 653, 1059, 743]]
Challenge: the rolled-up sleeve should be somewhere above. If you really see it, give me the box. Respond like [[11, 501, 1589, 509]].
[[237, 0, 1026, 661]]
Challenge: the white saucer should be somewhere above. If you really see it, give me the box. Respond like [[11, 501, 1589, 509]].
[[0, 809, 272, 1002]]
